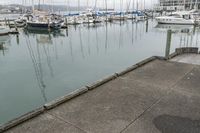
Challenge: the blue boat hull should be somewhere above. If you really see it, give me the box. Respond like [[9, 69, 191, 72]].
[[27, 22, 61, 30]]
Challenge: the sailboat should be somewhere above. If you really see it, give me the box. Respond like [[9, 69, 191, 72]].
[[112, 0, 128, 21], [66, 0, 83, 25], [26, 14, 62, 30], [26, 0, 62, 30], [126, 0, 136, 20]]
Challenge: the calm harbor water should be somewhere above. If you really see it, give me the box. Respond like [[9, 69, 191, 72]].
[[0, 20, 199, 125]]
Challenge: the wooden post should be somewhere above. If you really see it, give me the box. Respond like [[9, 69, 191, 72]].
[[87, 16, 89, 26], [66, 28, 68, 37], [16, 35, 19, 45], [74, 16, 76, 25], [0, 44, 3, 49], [14, 21, 18, 32], [47, 19, 50, 31], [8, 19, 11, 29], [4, 18, 7, 26], [65, 17, 68, 28]]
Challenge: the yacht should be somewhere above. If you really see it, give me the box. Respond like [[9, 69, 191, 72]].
[[134, 11, 146, 21], [136, 15, 146, 21], [67, 16, 83, 25], [80, 10, 96, 24], [126, 13, 136, 20], [155, 11, 195, 25], [111, 12, 128, 21]]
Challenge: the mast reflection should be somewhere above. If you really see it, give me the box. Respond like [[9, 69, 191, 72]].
[[23, 29, 65, 102]]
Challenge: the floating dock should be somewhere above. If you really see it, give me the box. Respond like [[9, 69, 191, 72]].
[[1, 48, 200, 133]]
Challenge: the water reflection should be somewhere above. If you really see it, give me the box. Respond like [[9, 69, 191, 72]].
[[25, 35, 47, 102], [79, 26, 84, 59], [0, 35, 10, 56], [23, 29, 66, 103]]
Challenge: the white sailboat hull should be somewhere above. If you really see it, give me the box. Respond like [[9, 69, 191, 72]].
[[156, 16, 195, 25], [0, 28, 9, 36]]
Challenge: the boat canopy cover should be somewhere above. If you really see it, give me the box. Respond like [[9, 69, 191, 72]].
[[64, 13, 80, 17]]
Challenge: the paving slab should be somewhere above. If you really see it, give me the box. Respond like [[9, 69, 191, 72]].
[[173, 66, 200, 96], [170, 54, 200, 65], [48, 78, 166, 133], [120, 60, 194, 89], [122, 90, 200, 133], [5, 113, 85, 133]]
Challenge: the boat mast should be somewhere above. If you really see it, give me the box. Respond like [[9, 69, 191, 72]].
[[105, 0, 108, 14], [32, 0, 34, 13], [94, 0, 97, 10], [51, 0, 54, 13], [21, 0, 23, 13], [38, 0, 41, 10], [120, 0, 123, 12], [184, 0, 186, 10], [190, 0, 193, 9], [126, 0, 131, 12], [113, 0, 115, 11], [67, 0, 70, 13], [195, 0, 198, 9], [78, 0, 80, 13], [132, 0, 135, 10], [87, 0, 89, 9]]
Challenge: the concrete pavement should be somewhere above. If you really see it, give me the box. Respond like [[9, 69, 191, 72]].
[[4, 54, 200, 133]]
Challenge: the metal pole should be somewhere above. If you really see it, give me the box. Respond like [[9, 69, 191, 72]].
[[32, 0, 34, 13], [165, 30, 172, 58]]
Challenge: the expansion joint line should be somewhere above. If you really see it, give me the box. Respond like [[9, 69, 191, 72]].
[[46, 112, 88, 133], [119, 95, 163, 133]]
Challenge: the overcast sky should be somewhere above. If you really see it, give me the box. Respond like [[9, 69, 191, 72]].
[[0, 0, 158, 9]]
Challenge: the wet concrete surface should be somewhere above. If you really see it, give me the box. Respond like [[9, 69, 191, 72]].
[[4, 55, 200, 133], [170, 53, 200, 65], [153, 115, 200, 133]]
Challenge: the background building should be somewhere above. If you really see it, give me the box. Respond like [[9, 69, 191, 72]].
[[156, 0, 200, 11]]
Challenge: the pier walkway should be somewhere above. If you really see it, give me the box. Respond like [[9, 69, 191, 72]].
[[3, 53, 200, 133]]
